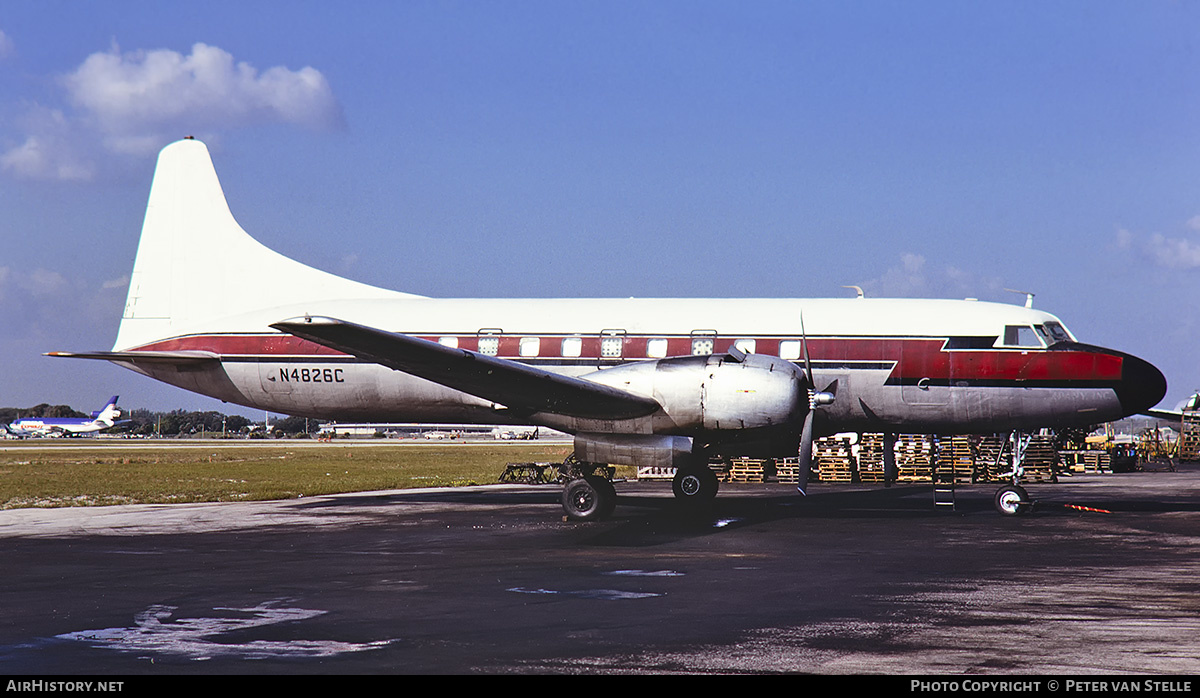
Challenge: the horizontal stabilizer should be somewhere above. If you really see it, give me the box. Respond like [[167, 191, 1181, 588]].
[[46, 350, 220, 364], [1142, 409, 1183, 420], [270, 316, 661, 420]]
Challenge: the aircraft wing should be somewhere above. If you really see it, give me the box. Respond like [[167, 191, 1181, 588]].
[[270, 316, 661, 420]]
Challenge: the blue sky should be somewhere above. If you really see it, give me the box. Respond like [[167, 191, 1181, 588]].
[[1, 1, 1198, 417]]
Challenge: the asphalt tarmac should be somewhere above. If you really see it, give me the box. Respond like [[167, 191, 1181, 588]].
[[2, 464, 1199, 675]]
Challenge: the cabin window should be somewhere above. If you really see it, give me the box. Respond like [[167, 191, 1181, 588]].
[[779, 340, 802, 360], [1002, 325, 1043, 348], [519, 337, 540, 357], [646, 338, 668, 358], [691, 337, 714, 355], [438, 337, 458, 348], [478, 335, 500, 356], [945, 336, 998, 349], [733, 338, 756, 354], [561, 336, 582, 357], [601, 335, 623, 358]]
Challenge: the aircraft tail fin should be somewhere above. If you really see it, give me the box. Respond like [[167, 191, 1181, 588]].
[[113, 138, 420, 351], [94, 396, 121, 424]]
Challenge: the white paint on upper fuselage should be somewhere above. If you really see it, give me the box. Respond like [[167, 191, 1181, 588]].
[[127, 296, 1072, 351], [111, 139, 1074, 352]]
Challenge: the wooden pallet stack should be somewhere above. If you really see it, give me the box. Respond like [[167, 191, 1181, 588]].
[[896, 435, 934, 481], [815, 435, 856, 482], [1080, 450, 1112, 473], [774, 457, 801, 484], [727, 457, 767, 483], [934, 435, 976, 484], [1020, 435, 1059, 483], [856, 433, 889, 483]]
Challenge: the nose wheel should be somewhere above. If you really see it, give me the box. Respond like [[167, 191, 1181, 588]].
[[994, 484, 1031, 516]]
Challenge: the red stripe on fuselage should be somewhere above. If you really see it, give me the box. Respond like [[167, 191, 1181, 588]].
[[130, 334, 1124, 384]]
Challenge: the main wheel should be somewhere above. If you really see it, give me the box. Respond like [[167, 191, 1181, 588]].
[[562, 476, 616, 521], [994, 484, 1030, 516], [672, 467, 719, 502]]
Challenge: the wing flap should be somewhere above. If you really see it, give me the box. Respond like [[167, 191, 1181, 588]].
[[270, 316, 661, 420]]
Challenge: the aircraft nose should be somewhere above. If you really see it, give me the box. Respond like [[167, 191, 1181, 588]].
[[1115, 351, 1167, 416]]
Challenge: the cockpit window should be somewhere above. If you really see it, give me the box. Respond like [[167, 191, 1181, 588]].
[[1041, 322, 1072, 344], [1002, 325, 1044, 348]]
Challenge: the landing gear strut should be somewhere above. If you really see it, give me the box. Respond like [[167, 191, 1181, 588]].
[[992, 432, 1034, 516]]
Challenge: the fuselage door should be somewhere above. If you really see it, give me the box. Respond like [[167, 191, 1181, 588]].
[[900, 338, 950, 406]]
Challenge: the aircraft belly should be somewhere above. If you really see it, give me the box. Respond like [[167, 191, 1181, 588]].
[[114, 359, 252, 407]]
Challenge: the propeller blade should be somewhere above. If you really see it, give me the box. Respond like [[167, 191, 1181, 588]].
[[797, 409, 814, 495], [883, 432, 898, 487], [799, 310, 814, 387]]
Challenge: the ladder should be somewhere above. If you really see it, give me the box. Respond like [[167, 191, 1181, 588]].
[[1179, 410, 1200, 461], [933, 467, 956, 510], [932, 438, 958, 511]]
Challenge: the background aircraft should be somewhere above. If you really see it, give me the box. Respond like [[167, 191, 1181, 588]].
[[7, 396, 125, 437]]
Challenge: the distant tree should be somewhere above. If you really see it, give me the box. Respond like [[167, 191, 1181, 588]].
[[271, 415, 316, 437], [0, 404, 86, 421]]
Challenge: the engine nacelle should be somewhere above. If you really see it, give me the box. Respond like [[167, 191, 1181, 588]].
[[582, 352, 807, 433]]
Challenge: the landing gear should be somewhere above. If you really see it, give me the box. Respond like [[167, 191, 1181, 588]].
[[562, 475, 616, 521], [994, 484, 1031, 516], [672, 466, 719, 505], [991, 432, 1036, 516], [559, 455, 617, 521]]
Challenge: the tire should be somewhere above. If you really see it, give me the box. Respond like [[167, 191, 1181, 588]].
[[672, 467, 719, 502], [562, 476, 615, 521], [994, 484, 1030, 516]]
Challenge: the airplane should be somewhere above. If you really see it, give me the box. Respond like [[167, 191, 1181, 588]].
[[1143, 392, 1200, 421], [7, 396, 125, 437], [51, 138, 1167, 519]]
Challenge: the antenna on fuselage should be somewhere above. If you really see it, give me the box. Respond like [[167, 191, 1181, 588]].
[[1004, 288, 1035, 309], [842, 285, 865, 298]]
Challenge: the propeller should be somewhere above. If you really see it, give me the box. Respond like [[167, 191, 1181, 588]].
[[797, 311, 836, 495]]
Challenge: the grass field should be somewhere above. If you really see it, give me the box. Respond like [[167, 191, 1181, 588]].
[[0, 441, 588, 509]]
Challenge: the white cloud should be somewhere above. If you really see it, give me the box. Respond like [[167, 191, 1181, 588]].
[[1117, 218, 1200, 271], [2, 41, 344, 180], [1, 134, 96, 181], [101, 275, 129, 291], [18, 268, 70, 297], [63, 42, 344, 154], [861, 252, 1004, 299], [1115, 227, 1134, 250], [0, 106, 97, 181], [1146, 233, 1200, 270], [0, 29, 14, 60], [862, 253, 930, 297]]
